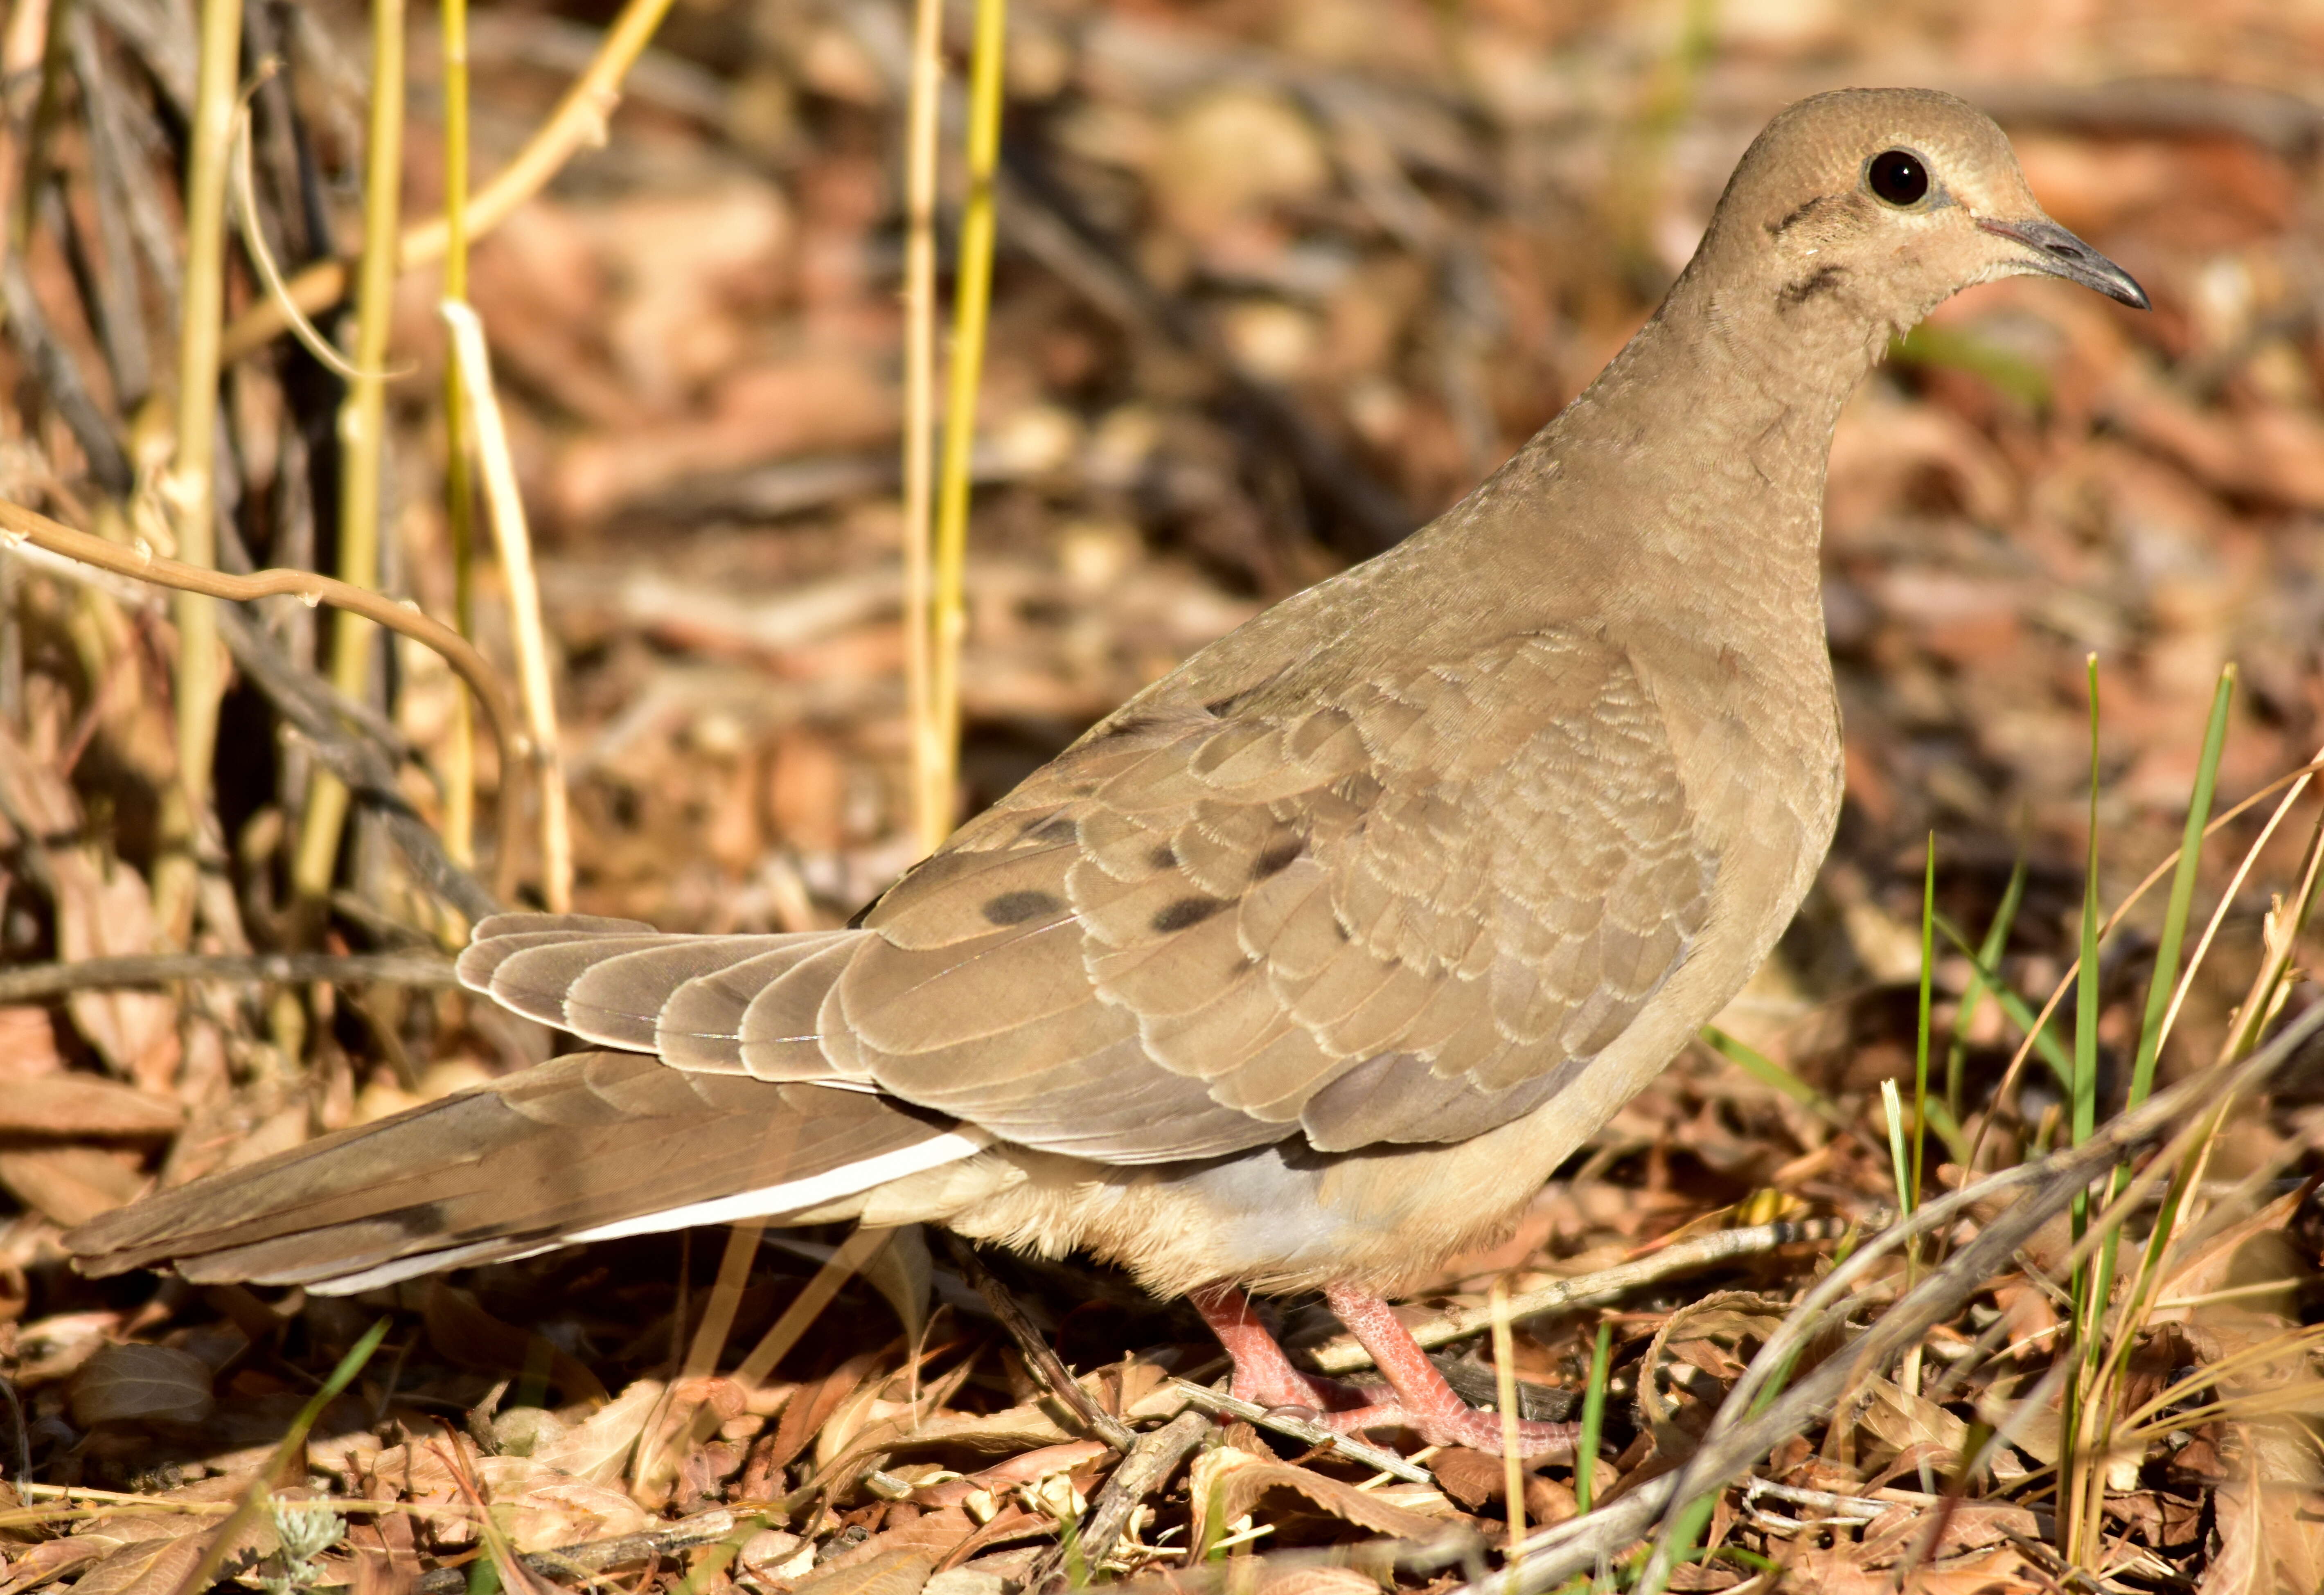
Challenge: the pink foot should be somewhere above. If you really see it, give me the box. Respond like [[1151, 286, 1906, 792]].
[[1188, 1280, 1579, 1461]]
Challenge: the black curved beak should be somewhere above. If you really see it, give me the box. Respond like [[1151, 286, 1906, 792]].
[[1975, 215, 2150, 309]]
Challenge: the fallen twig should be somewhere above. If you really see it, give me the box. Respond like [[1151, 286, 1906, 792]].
[[949, 1239, 1137, 1452], [1171, 1380, 1431, 1484], [1030, 1407, 1210, 1590], [411, 1511, 740, 1593]]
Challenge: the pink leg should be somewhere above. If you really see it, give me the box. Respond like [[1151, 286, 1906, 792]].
[[1189, 1282, 1335, 1410], [1319, 1283, 1578, 1459]]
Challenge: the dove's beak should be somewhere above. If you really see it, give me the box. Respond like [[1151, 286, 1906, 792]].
[[1975, 215, 2151, 309]]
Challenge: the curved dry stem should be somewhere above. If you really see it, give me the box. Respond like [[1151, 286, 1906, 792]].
[[216, 0, 677, 364], [0, 495, 528, 830], [228, 65, 407, 384]]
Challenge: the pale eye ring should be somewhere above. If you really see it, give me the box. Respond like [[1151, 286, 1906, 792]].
[[1866, 149, 1930, 207]]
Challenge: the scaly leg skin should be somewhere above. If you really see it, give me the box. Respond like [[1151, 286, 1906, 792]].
[[1190, 1281, 1579, 1460], [1319, 1282, 1579, 1459], [1189, 1282, 1340, 1410]]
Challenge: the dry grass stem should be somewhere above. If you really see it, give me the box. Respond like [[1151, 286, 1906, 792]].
[[926, 0, 1009, 835], [291, 0, 409, 901], [901, 0, 944, 853], [444, 300, 571, 910], [151, 0, 246, 944], [215, 0, 680, 363], [0, 498, 524, 778]]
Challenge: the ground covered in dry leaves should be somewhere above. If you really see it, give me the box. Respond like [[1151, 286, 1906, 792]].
[[2, 0, 2323, 1589]]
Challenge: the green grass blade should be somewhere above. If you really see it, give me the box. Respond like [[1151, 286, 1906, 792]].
[[1912, 834, 1935, 1211], [1575, 1321, 1612, 1514], [1932, 913, 2076, 1090], [1881, 1079, 1913, 1218], [1700, 1025, 1842, 1123], [2073, 655, 2103, 1175], [2128, 667, 2234, 1111], [1946, 855, 2026, 1122]]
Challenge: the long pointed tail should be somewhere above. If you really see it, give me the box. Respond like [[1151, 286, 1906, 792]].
[[65, 1050, 980, 1292]]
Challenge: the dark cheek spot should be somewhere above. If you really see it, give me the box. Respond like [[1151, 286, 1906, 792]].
[[1765, 195, 1829, 237], [983, 890, 1064, 927], [1152, 896, 1228, 933], [1778, 264, 1847, 310], [1252, 839, 1303, 880]]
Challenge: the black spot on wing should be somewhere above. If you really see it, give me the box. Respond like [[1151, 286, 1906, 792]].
[[1152, 896, 1228, 933], [985, 890, 1066, 926], [1021, 814, 1079, 845], [1150, 843, 1179, 870], [1253, 839, 1303, 880]]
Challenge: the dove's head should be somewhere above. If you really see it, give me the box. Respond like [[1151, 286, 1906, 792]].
[[1693, 87, 2147, 345]]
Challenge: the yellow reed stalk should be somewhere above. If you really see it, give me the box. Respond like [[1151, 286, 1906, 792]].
[[442, 302, 570, 911], [926, 0, 1008, 838], [441, 0, 477, 873], [291, 0, 407, 902], [151, 0, 244, 942], [901, 0, 943, 853]]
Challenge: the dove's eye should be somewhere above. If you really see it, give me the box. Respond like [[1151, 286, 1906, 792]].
[[1866, 149, 1930, 207]]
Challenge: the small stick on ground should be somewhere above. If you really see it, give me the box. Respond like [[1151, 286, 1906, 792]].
[[411, 1513, 741, 1595], [947, 1237, 1136, 1452], [1170, 1381, 1430, 1484], [1028, 1407, 1209, 1591]]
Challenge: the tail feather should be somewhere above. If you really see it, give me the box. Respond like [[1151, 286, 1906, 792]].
[[456, 914, 865, 1078], [65, 1050, 980, 1291]]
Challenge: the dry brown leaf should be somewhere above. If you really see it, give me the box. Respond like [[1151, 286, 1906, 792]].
[[0, 727, 174, 1081], [0, 1145, 146, 1228], [1251, 1571, 1381, 1595], [1855, 1378, 1968, 1464], [66, 1343, 216, 1427], [423, 1283, 611, 1405], [64, 1507, 271, 1595], [0, 1007, 65, 1080], [473, 1464, 655, 1554], [2154, 1183, 2310, 1322], [2202, 1455, 2268, 1595], [531, 1379, 665, 1485], [0, 1076, 183, 1136], [788, 1548, 939, 1595], [0, 1534, 108, 1595], [1188, 1444, 1452, 1550], [1902, 1545, 2044, 1594]]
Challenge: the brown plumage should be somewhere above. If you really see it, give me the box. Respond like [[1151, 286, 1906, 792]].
[[70, 88, 2146, 1455]]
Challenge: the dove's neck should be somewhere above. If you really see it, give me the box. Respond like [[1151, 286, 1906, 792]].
[[1454, 255, 1897, 659]]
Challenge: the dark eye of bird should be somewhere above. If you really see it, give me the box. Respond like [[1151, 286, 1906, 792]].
[[1867, 149, 1929, 207]]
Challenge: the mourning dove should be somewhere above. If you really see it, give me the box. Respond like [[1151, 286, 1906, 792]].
[[71, 89, 2146, 1456]]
